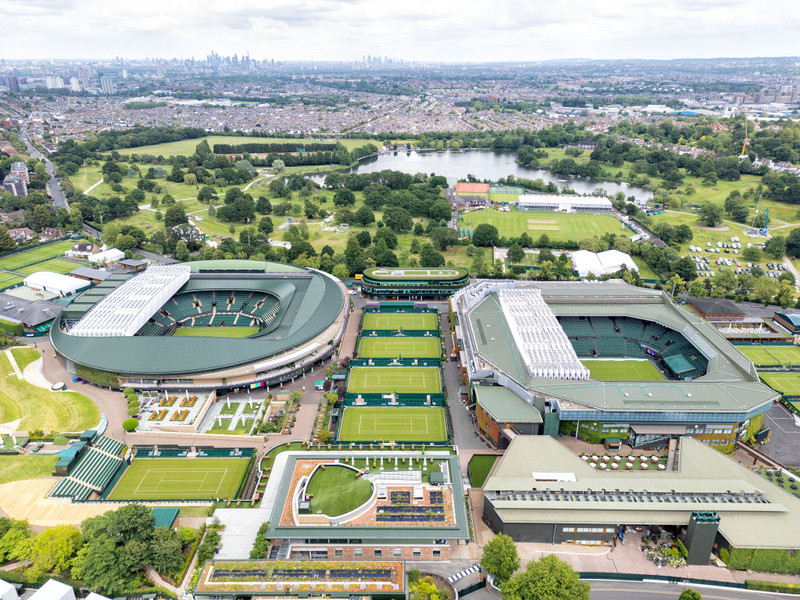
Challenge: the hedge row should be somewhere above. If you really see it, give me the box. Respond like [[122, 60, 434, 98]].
[[723, 547, 800, 574], [746, 580, 800, 594]]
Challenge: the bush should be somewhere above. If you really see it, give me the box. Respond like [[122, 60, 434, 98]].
[[249, 522, 271, 559], [726, 547, 800, 574], [122, 418, 138, 432], [408, 569, 421, 583], [197, 530, 220, 563], [746, 580, 800, 594]]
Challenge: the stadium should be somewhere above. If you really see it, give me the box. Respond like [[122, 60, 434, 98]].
[[50, 260, 349, 390], [452, 280, 779, 449]]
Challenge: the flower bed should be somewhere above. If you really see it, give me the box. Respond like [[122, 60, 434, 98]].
[[160, 396, 177, 407], [181, 397, 198, 407], [171, 409, 190, 421], [150, 409, 168, 421]]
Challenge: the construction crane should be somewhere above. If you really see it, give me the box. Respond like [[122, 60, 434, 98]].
[[740, 109, 750, 159]]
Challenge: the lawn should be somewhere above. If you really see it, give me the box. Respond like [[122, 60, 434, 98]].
[[738, 346, 800, 367], [116, 136, 378, 158], [582, 359, 665, 381], [305, 465, 373, 516], [106, 457, 249, 500], [0, 349, 99, 432], [0, 272, 24, 289], [337, 407, 448, 442], [17, 258, 84, 276], [346, 367, 442, 395], [173, 327, 259, 338], [459, 208, 628, 241], [760, 373, 800, 396], [362, 313, 438, 331], [0, 454, 58, 484], [358, 337, 441, 359], [0, 240, 75, 272], [468, 455, 498, 488]]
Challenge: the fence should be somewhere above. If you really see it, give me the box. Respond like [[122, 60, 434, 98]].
[[349, 358, 443, 368], [343, 393, 447, 407], [577, 571, 745, 589]]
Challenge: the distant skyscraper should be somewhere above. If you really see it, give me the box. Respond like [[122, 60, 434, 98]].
[[100, 76, 115, 94], [6, 76, 19, 92], [45, 75, 65, 89], [69, 77, 82, 92]]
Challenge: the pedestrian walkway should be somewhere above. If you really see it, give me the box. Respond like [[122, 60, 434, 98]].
[[23, 356, 53, 390], [5, 349, 21, 379], [448, 564, 481, 584]]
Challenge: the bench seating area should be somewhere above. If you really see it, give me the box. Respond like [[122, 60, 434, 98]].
[[50, 436, 125, 499], [50, 477, 93, 501]]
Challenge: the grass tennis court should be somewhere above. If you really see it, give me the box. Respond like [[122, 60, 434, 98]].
[[347, 367, 442, 394], [358, 337, 441, 359], [738, 345, 800, 367], [582, 359, 665, 381], [172, 327, 258, 338], [338, 407, 447, 442], [0, 272, 23, 289], [17, 258, 83, 276], [106, 457, 249, 500], [362, 313, 438, 331], [460, 209, 627, 240], [760, 373, 800, 396], [0, 240, 75, 272]]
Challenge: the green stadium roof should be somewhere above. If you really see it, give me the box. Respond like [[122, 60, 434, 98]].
[[364, 267, 468, 281], [484, 436, 800, 550], [51, 261, 346, 377], [474, 385, 542, 423]]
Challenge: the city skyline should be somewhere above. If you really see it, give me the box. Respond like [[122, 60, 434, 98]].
[[2, 0, 800, 62]]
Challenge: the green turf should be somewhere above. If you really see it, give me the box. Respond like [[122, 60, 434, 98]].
[[116, 135, 377, 157], [305, 465, 373, 516], [582, 359, 665, 381], [0, 454, 58, 484], [358, 337, 441, 359], [347, 367, 442, 394], [172, 327, 259, 338], [468, 455, 499, 488], [362, 313, 438, 331], [16, 258, 84, 276], [0, 272, 24, 289], [760, 373, 800, 396], [460, 209, 628, 241], [0, 348, 99, 432], [106, 457, 249, 500], [338, 407, 447, 442], [738, 346, 800, 367], [0, 241, 75, 272]]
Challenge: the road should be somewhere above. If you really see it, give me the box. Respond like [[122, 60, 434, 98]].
[[19, 125, 69, 209], [589, 580, 797, 600]]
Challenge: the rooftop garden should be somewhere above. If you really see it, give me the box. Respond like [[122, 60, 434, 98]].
[[306, 465, 373, 516]]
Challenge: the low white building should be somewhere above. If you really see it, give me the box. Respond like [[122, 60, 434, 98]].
[[29, 580, 74, 600], [0, 579, 18, 600], [87, 248, 125, 264], [518, 194, 612, 213], [23, 272, 90, 297], [570, 249, 638, 278]]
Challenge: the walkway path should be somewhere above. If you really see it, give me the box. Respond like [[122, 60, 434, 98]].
[[145, 565, 179, 596], [23, 356, 53, 390], [4, 349, 21, 379], [83, 180, 103, 195]]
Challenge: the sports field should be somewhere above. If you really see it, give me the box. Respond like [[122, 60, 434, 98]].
[[358, 337, 441, 359], [461, 209, 627, 240], [582, 359, 665, 381], [760, 373, 800, 396], [17, 258, 83, 276], [0, 240, 75, 272], [347, 367, 441, 394], [362, 312, 438, 331], [0, 272, 23, 289], [116, 135, 375, 157], [338, 407, 447, 442], [173, 327, 258, 338], [738, 345, 800, 367], [106, 457, 249, 500]]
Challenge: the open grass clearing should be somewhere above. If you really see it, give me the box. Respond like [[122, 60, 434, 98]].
[[362, 312, 438, 331], [582, 359, 665, 381], [460, 208, 628, 241], [738, 345, 800, 367], [305, 465, 373, 516], [357, 337, 441, 359], [107, 457, 249, 500], [338, 407, 447, 442], [0, 240, 75, 272], [0, 454, 58, 484], [172, 327, 258, 338], [16, 258, 84, 276], [347, 367, 441, 395], [0, 349, 99, 432], [468, 455, 499, 488]]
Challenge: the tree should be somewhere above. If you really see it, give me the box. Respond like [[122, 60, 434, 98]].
[[374, 227, 399, 249], [666, 273, 686, 295], [198, 185, 217, 203], [431, 227, 458, 251], [332, 264, 350, 279], [256, 196, 273, 214], [382, 206, 413, 232], [473, 223, 500, 247], [481, 533, 519, 583], [699, 202, 723, 227], [272, 159, 285, 172], [353, 206, 376, 226], [356, 230, 372, 248], [0, 227, 16, 252], [507, 243, 525, 264], [410, 576, 448, 600], [787, 228, 800, 258], [174, 240, 190, 262], [764, 235, 787, 260], [123, 418, 138, 432], [164, 205, 188, 228], [150, 527, 183, 576], [25, 524, 81, 579], [333, 188, 356, 207], [419, 243, 445, 268], [428, 199, 452, 222], [754, 276, 777, 306], [678, 589, 703, 600], [502, 554, 589, 600], [743, 246, 761, 261], [672, 257, 697, 281], [259, 217, 274, 235]]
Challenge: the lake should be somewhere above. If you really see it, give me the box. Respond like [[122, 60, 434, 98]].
[[317, 149, 653, 203]]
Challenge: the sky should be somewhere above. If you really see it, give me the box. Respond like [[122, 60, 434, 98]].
[[2, 0, 800, 62]]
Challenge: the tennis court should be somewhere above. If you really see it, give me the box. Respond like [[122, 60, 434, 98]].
[[106, 457, 249, 500], [582, 359, 665, 381], [0, 240, 74, 271], [347, 367, 442, 394], [738, 345, 800, 367], [173, 327, 258, 338], [358, 337, 441, 359], [0, 272, 23, 289], [760, 373, 800, 397], [338, 407, 447, 442], [362, 312, 438, 331], [17, 258, 83, 276]]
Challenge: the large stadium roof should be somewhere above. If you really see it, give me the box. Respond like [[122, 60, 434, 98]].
[[51, 260, 347, 376], [484, 436, 800, 549], [453, 280, 778, 416]]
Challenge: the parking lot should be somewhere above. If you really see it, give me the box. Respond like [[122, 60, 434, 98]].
[[688, 237, 788, 279]]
